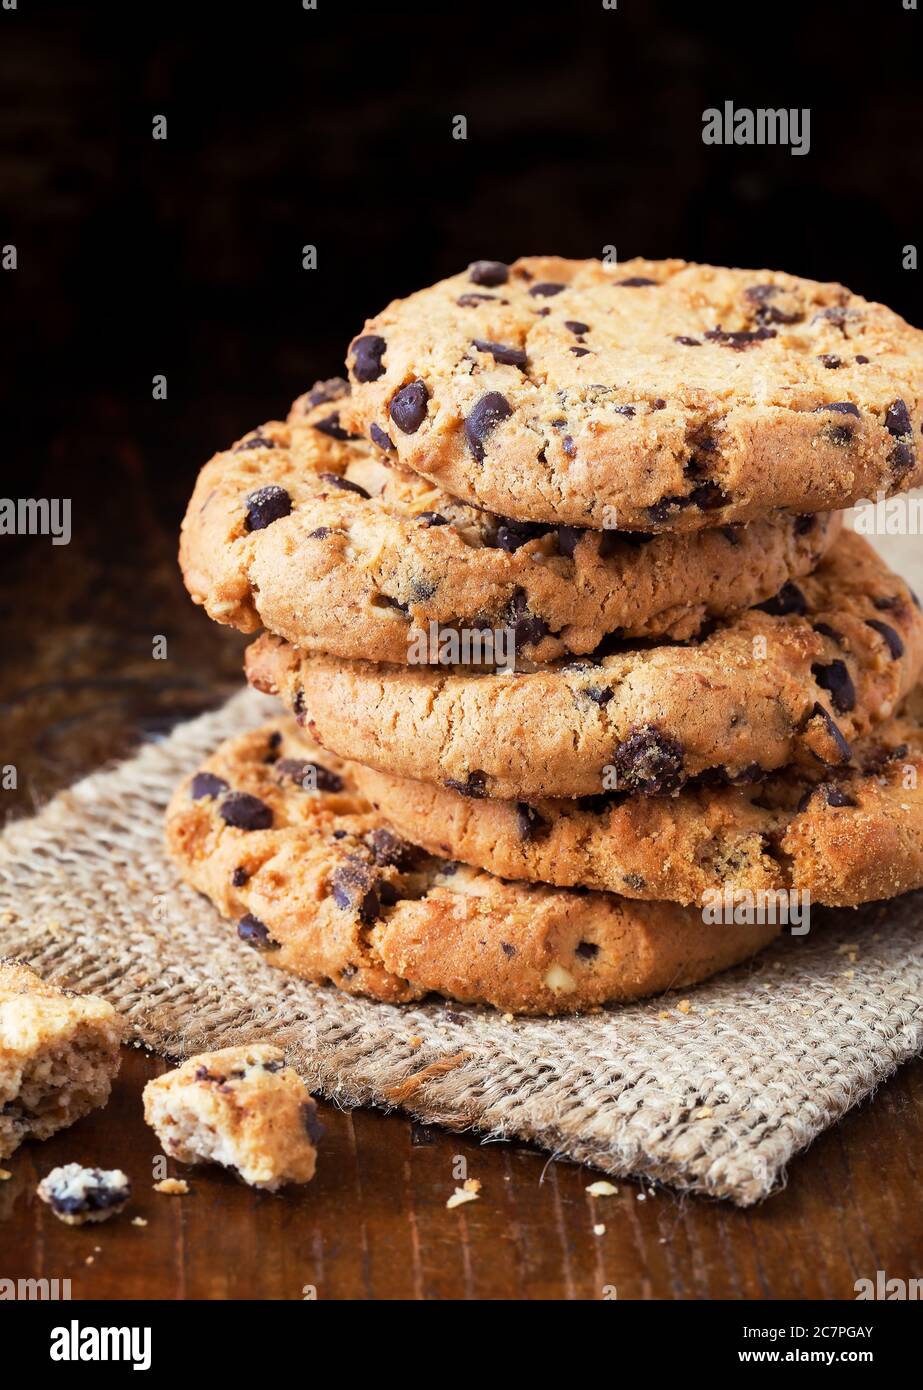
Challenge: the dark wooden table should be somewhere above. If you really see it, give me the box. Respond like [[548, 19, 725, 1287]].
[[2, 409, 922, 1300]]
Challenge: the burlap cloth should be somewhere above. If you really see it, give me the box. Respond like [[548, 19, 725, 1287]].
[[1, 686, 921, 1205]]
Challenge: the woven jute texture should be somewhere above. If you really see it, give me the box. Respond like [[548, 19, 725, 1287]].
[[1, 687, 921, 1206]]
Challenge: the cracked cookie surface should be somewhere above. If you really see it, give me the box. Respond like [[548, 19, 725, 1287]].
[[179, 381, 841, 663], [342, 256, 923, 530], [245, 532, 923, 800], [353, 686, 923, 908], [165, 723, 778, 1014]]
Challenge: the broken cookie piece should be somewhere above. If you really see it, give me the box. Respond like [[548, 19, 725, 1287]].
[[0, 959, 125, 1160], [143, 1044, 320, 1191], [37, 1163, 131, 1225]]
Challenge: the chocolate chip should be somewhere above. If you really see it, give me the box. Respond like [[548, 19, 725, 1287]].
[[370, 423, 394, 451], [351, 334, 387, 383], [565, 320, 589, 335], [245, 484, 292, 532], [468, 260, 508, 286], [585, 685, 613, 706], [811, 659, 856, 713], [704, 327, 776, 348], [689, 480, 727, 511], [815, 402, 860, 418], [885, 400, 916, 477], [307, 378, 350, 407], [794, 514, 816, 534], [389, 381, 429, 434], [872, 594, 902, 610], [515, 803, 549, 841], [856, 354, 870, 364], [363, 827, 420, 869], [818, 353, 842, 369], [888, 440, 916, 477], [301, 1102, 325, 1145], [622, 872, 646, 891], [318, 472, 371, 499], [234, 432, 275, 452], [865, 618, 904, 659], [313, 412, 358, 442], [614, 404, 636, 417], [491, 516, 550, 552], [506, 588, 549, 647], [445, 771, 487, 798], [818, 782, 858, 808], [617, 276, 657, 287], [275, 758, 344, 793], [756, 581, 808, 617], [645, 495, 693, 525], [308, 526, 331, 540], [465, 392, 512, 460], [862, 742, 909, 775], [219, 792, 273, 831], [238, 914, 280, 950], [806, 703, 852, 764], [500, 941, 517, 958], [418, 511, 449, 527], [556, 525, 583, 558], [472, 339, 527, 368], [529, 281, 566, 297], [722, 526, 742, 546], [293, 690, 305, 718], [457, 293, 497, 307], [570, 346, 591, 357], [331, 858, 381, 924], [231, 866, 249, 887], [566, 941, 598, 964], [813, 622, 843, 644], [612, 726, 685, 795], [562, 435, 577, 458], [885, 399, 912, 437], [674, 335, 701, 346], [410, 576, 437, 602], [823, 423, 855, 447], [190, 772, 229, 801]]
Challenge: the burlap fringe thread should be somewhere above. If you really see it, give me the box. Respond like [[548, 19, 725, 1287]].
[[0, 688, 921, 1205]]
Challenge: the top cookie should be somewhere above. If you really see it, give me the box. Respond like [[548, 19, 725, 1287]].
[[342, 257, 923, 530]]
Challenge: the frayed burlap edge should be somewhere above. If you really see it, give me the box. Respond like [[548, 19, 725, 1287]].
[[1, 688, 921, 1206]]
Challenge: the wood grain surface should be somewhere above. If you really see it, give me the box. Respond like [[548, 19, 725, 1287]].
[[1, 421, 922, 1301]]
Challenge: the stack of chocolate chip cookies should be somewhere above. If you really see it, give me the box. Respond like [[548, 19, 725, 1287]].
[[169, 257, 923, 1015]]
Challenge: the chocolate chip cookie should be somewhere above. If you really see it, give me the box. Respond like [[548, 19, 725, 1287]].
[[353, 686, 923, 908], [143, 1045, 319, 1190], [342, 257, 923, 530], [165, 723, 779, 1014], [245, 532, 923, 800], [180, 382, 841, 663]]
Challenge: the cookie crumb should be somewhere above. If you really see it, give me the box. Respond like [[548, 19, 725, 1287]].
[[446, 1187, 480, 1209], [586, 1180, 618, 1197], [153, 1178, 189, 1196], [593, 1222, 606, 1236], [37, 1164, 131, 1225], [462, 1177, 481, 1194], [676, 999, 691, 1014], [131, 1216, 148, 1227], [0, 1169, 11, 1181]]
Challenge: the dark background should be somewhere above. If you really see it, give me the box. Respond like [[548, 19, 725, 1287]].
[[1, 0, 922, 790]]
